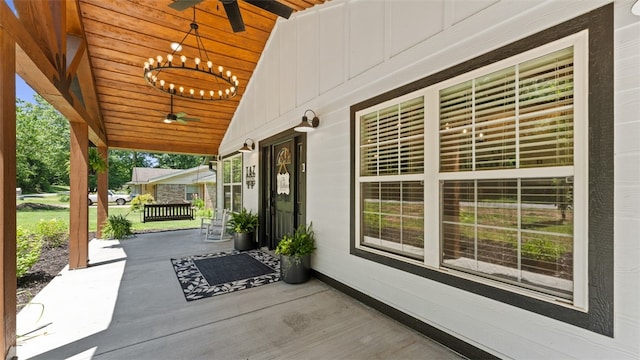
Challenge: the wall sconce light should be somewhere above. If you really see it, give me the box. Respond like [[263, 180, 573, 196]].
[[238, 138, 255, 153], [294, 109, 320, 132]]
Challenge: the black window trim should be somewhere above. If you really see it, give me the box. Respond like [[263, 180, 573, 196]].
[[349, 4, 613, 336]]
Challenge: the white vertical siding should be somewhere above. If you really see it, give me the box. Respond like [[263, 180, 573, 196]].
[[220, 0, 639, 357]]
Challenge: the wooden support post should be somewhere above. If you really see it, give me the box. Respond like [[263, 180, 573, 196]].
[[96, 146, 108, 239], [69, 122, 89, 270], [0, 27, 17, 360]]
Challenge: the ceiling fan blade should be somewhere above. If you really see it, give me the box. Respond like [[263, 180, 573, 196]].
[[169, 0, 205, 11], [222, 0, 246, 32], [245, 0, 293, 19], [181, 117, 201, 122], [175, 112, 187, 118], [177, 119, 187, 124]]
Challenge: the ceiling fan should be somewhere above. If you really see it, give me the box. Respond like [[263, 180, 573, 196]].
[[163, 94, 200, 124], [169, 0, 294, 32]]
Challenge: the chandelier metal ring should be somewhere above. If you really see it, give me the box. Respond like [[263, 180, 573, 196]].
[[142, 7, 240, 101]]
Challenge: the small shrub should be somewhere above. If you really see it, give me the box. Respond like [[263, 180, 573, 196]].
[[196, 207, 213, 219], [102, 214, 133, 239], [57, 193, 70, 202], [17, 227, 42, 278], [192, 198, 205, 210], [35, 219, 68, 248], [130, 194, 154, 212]]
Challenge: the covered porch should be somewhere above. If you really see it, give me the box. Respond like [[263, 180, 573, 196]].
[[16, 229, 462, 359]]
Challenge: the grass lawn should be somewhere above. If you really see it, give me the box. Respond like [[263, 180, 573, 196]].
[[17, 201, 201, 234]]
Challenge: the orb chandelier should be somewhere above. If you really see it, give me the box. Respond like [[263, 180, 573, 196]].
[[143, 7, 239, 101]]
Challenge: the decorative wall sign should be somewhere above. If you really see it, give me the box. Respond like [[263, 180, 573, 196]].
[[276, 147, 291, 195], [246, 165, 256, 189]]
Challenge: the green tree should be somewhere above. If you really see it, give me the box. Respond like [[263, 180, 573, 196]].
[[153, 153, 202, 169], [16, 96, 70, 193]]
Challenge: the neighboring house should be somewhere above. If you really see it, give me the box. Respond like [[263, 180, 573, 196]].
[[128, 166, 216, 208], [217, 1, 639, 359]]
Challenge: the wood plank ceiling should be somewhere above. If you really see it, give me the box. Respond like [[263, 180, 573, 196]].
[[77, 0, 325, 155]]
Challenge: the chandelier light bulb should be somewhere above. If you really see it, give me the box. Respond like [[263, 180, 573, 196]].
[[209, 90, 214, 97], [160, 79, 165, 88], [226, 70, 231, 78], [232, 75, 237, 82], [190, 89, 195, 96], [225, 89, 230, 95], [170, 83, 175, 90], [167, 54, 173, 63], [218, 66, 223, 74], [207, 61, 213, 69], [200, 90, 205, 96], [194, 58, 201, 67], [170, 42, 182, 52], [230, 86, 236, 93], [218, 90, 223, 97], [148, 58, 154, 65], [143, 62, 149, 70], [180, 55, 187, 64], [156, 55, 163, 64], [179, 86, 184, 94]]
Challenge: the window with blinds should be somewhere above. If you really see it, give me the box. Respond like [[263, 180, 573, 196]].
[[439, 46, 576, 299], [358, 97, 425, 259], [360, 97, 425, 176], [439, 47, 574, 172]]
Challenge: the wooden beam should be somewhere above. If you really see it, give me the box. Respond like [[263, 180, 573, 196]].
[[0, 25, 17, 360], [69, 121, 89, 270], [0, 1, 107, 147], [96, 146, 108, 239]]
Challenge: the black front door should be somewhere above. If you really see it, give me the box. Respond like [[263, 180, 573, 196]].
[[259, 130, 306, 250]]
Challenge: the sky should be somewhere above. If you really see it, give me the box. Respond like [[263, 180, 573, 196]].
[[16, 75, 36, 103]]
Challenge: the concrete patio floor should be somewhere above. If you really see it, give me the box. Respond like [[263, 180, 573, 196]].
[[17, 229, 465, 360]]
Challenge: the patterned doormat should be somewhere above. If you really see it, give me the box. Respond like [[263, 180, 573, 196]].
[[170, 250, 280, 301]]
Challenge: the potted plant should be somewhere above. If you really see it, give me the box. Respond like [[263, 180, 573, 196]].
[[275, 223, 316, 284], [227, 208, 259, 251]]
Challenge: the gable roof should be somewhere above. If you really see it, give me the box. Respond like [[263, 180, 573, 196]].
[[129, 167, 182, 184], [129, 165, 215, 185]]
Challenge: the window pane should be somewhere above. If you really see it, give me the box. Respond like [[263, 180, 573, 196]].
[[361, 181, 424, 259], [232, 156, 242, 183], [232, 185, 242, 211], [224, 185, 231, 210], [520, 110, 573, 168], [362, 183, 381, 240], [223, 159, 231, 183], [475, 69, 517, 171], [477, 180, 518, 228], [359, 97, 424, 177], [519, 47, 573, 115], [440, 81, 473, 172], [441, 177, 574, 299], [441, 180, 475, 262]]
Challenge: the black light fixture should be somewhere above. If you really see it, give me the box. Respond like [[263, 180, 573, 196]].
[[294, 109, 320, 132], [239, 138, 255, 153], [143, 7, 239, 101]]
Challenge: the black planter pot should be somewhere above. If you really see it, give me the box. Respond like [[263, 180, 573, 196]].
[[280, 254, 311, 284], [234, 232, 255, 251]]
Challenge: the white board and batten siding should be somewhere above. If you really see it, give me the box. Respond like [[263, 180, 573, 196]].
[[219, 0, 640, 358]]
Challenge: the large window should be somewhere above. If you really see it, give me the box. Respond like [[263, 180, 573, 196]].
[[438, 46, 580, 301], [352, 5, 613, 336], [223, 154, 242, 211], [358, 97, 425, 259]]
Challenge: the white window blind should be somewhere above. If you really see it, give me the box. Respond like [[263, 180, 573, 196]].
[[360, 97, 425, 176], [439, 46, 576, 299], [358, 96, 425, 259], [439, 47, 574, 172]]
